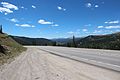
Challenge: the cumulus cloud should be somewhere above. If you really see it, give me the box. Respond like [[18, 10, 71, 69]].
[[82, 29, 88, 32], [57, 6, 66, 11], [21, 6, 27, 10], [9, 18, 19, 23], [58, 6, 62, 10], [38, 19, 53, 25], [63, 8, 66, 11], [105, 25, 120, 29], [4, 13, 8, 15], [95, 5, 99, 8], [38, 19, 59, 27], [86, 3, 92, 8], [32, 5, 36, 9], [15, 24, 35, 27], [0, 2, 18, 15], [104, 22, 108, 24], [105, 20, 119, 24], [85, 3, 100, 8], [1, 2, 18, 10], [0, 7, 13, 14], [97, 25, 120, 29], [98, 26, 104, 28]]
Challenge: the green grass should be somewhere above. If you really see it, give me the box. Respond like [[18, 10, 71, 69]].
[[0, 33, 27, 65]]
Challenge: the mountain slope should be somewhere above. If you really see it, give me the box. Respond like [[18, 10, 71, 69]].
[[76, 32, 120, 50], [10, 36, 55, 46], [0, 33, 26, 65], [51, 32, 120, 50]]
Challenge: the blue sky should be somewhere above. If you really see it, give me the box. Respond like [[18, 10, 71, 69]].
[[0, 0, 120, 39]]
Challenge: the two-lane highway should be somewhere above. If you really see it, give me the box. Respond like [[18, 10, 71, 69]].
[[38, 46, 120, 72]]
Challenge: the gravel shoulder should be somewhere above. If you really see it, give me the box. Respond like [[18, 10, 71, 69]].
[[0, 47, 120, 80]]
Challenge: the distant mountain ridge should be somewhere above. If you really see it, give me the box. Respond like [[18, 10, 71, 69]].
[[52, 38, 72, 43], [52, 37, 81, 43], [51, 32, 120, 50]]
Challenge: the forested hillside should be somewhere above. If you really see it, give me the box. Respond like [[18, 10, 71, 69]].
[[10, 36, 55, 46], [76, 32, 120, 50]]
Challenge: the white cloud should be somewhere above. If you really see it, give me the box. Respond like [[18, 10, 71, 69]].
[[0, 2, 18, 15], [15, 24, 19, 26], [32, 5, 36, 9], [67, 31, 74, 34], [9, 18, 19, 22], [4, 13, 8, 15], [86, 3, 92, 8], [82, 29, 88, 32], [1, 2, 18, 10], [63, 8, 66, 11], [86, 3, 100, 8], [15, 24, 35, 27], [98, 26, 104, 28], [109, 21, 119, 24], [57, 6, 66, 11], [51, 24, 59, 27], [105, 20, 119, 24], [105, 25, 120, 29], [0, 7, 13, 14], [21, 6, 27, 10], [57, 6, 62, 10], [95, 5, 99, 8], [105, 21, 108, 24], [38, 19, 53, 25], [38, 19, 59, 27], [21, 6, 24, 9], [93, 30, 102, 33]]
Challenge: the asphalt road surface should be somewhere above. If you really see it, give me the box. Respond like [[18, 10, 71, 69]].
[[38, 46, 120, 71], [0, 46, 120, 80]]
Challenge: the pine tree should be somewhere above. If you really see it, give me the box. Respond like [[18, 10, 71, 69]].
[[0, 25, 3, 33], [73, 35, 77, 48]]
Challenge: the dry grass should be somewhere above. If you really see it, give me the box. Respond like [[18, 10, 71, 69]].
[[0, 33, 26, 65]]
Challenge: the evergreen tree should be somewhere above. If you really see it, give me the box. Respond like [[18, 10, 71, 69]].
[[66, 42, 71, 47], [0, 25, 3, 33], [52, 42, 56, 46], [73, 35, 77, 48]]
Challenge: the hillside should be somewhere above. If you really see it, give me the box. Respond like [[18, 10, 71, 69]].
[[52, 32, 120, 50], [10, 36, 55, 46], [0, 33, 26, 65], [76, 32, 120, 50]]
